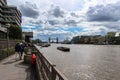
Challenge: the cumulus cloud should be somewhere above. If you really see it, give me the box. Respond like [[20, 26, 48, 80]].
[[103, 22, 120, 31], [19, 2, 39, 18], [64, 19, 78, 26], [38, 27, 56, 31], [48, 20, 59, 26], [48, 6, 65, 18], [86, 2, 120, 21], [70, 12, 79, 17]]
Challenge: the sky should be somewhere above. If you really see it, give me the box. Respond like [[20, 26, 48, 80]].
[[7, 0, 120, 41]]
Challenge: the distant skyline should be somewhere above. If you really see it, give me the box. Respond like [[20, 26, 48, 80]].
[[7, 0, 120, 41]]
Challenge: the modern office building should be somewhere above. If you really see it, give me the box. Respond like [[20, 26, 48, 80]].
[[0, 0, 22, 39]]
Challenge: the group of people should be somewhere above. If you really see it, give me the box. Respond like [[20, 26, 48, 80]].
[[15, 42, 24, 60]]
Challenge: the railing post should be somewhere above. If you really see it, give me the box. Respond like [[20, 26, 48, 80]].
[[51, 65, 56, 80]]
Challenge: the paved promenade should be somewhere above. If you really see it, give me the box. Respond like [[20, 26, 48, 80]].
[[0, 54, 36, 80]]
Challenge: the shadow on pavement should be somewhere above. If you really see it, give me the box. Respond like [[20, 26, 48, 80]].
[[2, 58, 18, 65], [15, 61, 30, 68], [15, 61, 37, 80], [26, 65, 37, 80], [1, 57, 37, 80]]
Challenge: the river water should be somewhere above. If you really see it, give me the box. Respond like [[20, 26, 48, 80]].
[[37, 44, 120, 80]]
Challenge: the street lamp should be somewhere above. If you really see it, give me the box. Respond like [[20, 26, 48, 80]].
[[6, 23, 10, 56]]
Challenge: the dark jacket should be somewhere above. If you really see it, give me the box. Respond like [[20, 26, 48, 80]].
[[15, 43, 21, 52], [20, 43, 24, 52]]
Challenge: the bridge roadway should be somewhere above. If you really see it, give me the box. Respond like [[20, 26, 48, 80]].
[[0, 54, 36, 80]]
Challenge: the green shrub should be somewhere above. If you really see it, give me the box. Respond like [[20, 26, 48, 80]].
[[2, 48, 15, 57]]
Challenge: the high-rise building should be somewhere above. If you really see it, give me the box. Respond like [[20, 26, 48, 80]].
[[0, 0, 22, 39], [0, 0, 7, 38], [0, 0, 7, 6], [1, 6, 22, 27]]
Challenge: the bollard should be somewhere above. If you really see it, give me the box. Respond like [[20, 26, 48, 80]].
[[32, 54, 36, 64]]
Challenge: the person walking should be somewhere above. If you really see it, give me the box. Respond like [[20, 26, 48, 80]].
[[19, 42, 24, 60], [15, 43, 21, 60]]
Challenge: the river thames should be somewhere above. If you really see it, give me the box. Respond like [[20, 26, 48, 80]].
[[37, 44, 120, 80]]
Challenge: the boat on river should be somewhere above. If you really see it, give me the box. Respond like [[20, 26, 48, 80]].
[[57, 47, 70, 52]]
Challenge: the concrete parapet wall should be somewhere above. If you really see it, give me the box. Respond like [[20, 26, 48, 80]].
[[0, 39, 20, 49], [0, 39, 21, 60]]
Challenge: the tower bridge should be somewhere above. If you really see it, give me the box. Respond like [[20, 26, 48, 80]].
[[48, 37, 59, 43]]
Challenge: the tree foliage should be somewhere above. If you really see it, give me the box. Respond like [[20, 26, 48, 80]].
[[8, 25, 22, 39], [32, 39, 42, 43]]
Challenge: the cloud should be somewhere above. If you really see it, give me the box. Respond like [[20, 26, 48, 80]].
[[38, 27, 56, 31], [64, 20, 76, 26], [48, 20, 59, 25], [23, 25, 35, 28], [77, 26, 108, 36], [49, 6, 65, 18], [70, 12, 79, 17], [86, 2, 120, 21], [7, 0, 120, 41], [19, 2, 39, 18], [103, 22, 120, 31]]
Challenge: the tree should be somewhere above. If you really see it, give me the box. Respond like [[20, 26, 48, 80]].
[[8, 25, 22, 39], [32, 39, 42, 43]]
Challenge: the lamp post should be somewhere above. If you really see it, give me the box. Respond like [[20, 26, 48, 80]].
[[6, 23, 10, 56]]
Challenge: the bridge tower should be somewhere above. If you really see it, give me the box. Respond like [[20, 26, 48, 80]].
[[48, 37, 59, 43], [56, 37, 58, 43], [48, 37, 51, 43]]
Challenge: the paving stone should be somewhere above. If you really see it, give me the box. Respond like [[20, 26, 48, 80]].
[[0, 54, 34, 80]]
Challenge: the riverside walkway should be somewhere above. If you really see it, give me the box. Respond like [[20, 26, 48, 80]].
[[0, 54, 36, 80], [0, 45, 68, 80]]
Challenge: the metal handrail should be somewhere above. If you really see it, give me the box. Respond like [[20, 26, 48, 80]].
[[33, 45, 68, 80]]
